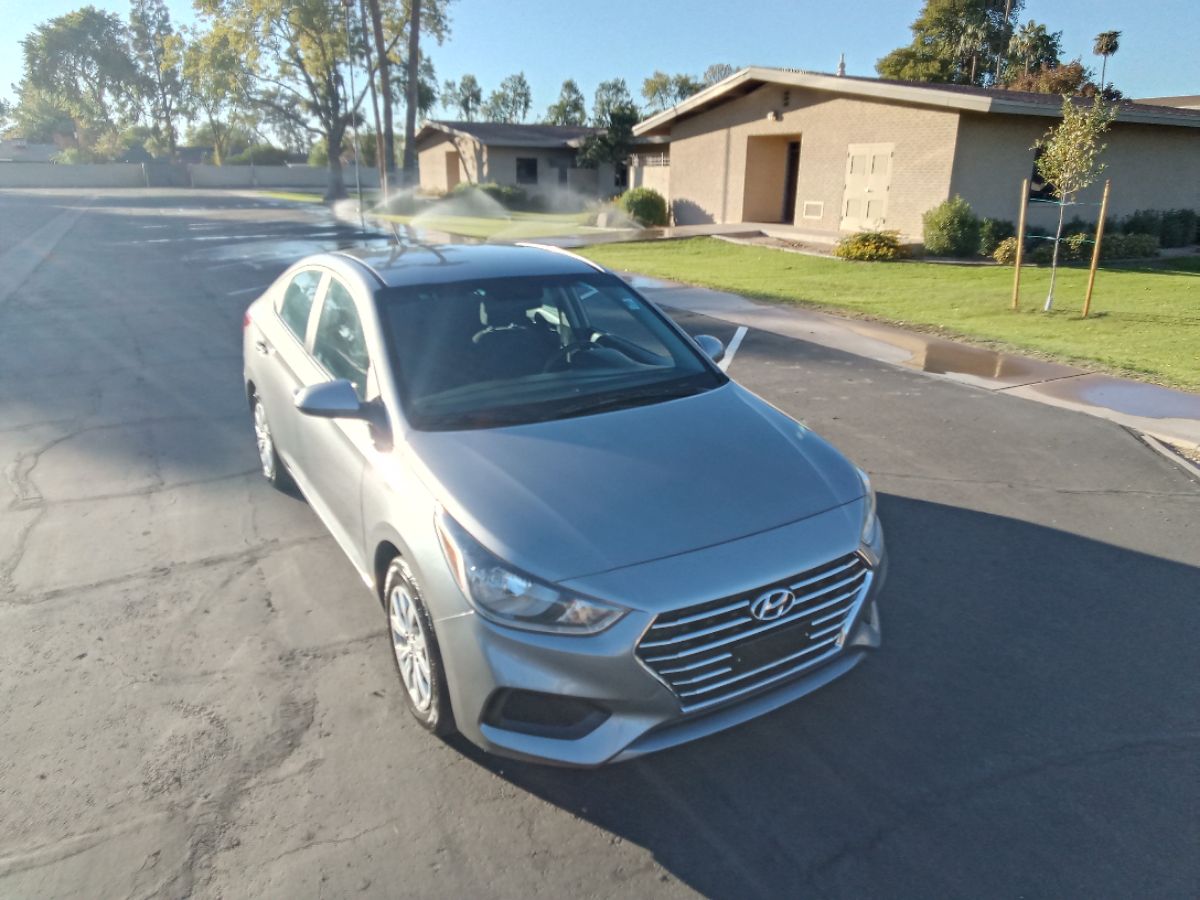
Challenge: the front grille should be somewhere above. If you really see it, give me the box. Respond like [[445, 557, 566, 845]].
[[636, 553, 871, 713]]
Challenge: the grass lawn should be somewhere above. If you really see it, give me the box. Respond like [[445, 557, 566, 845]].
[[579, 237, 1200, 391], [256, 189, 377, 203]]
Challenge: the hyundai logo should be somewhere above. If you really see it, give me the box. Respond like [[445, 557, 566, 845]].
[[750, 588, 796, 621]]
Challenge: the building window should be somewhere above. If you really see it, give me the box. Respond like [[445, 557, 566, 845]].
[[516, 157, 538, 184]]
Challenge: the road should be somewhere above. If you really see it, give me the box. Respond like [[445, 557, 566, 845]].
[[0, 189, 1197, 899]]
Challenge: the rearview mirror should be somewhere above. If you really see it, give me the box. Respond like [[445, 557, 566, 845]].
[[694, 334, 725, 364], [295, 379, 368, 420]]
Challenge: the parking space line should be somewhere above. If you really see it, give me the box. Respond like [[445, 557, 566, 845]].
[[719, 326, 748, 372]]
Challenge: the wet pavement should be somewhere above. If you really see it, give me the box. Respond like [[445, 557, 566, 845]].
[[625, 275, 1200, 448], [1, 189, 1197, 899]]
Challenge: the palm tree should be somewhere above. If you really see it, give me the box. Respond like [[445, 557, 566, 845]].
[[1093, 31, 1121, 88], [957, 22, 989, 84], [1010, 20, 1048, 76]]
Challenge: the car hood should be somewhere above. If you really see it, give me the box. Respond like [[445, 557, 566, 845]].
[[406, 383, 863, 583]]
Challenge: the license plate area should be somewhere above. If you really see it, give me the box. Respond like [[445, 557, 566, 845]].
[[731, 619, 814, 669]]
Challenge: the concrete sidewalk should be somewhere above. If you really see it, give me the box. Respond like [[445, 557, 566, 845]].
[[627, 274, 1200, 452]]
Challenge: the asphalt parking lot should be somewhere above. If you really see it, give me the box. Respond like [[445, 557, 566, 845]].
[[1, 189, 1197, 899]]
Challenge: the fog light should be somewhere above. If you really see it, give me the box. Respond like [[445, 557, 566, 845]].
[[482, 689, 610, 740]]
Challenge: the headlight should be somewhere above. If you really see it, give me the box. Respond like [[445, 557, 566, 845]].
[[857, 467, 879, 546], [434, 508, 628, 635]]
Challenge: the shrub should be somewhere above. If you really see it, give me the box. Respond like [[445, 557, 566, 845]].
[[618, 187, 669, 227], [1098, 232, 1159, 260], [978, 218, 1015, 256], [226, 143, 290, 165], [1063, 231, 1091, 262], [449, 181, 529, 210], [833, 230, 907, 261], [1120, 209, 1162, 237], [1031, 241, 1055, 265], [992, 236, 1019, 264], [922, 195, 981, 257], [1160, 209, 1197, 248]]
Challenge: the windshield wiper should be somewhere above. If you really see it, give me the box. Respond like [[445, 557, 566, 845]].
[[550, 382, 709, 419]]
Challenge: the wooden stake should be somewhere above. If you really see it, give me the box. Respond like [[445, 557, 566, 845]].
[[1012, 178, 1029, 311], [1082, 179, 1111, 318]]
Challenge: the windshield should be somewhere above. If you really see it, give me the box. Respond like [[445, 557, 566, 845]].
[[379, 273, 725, 430]]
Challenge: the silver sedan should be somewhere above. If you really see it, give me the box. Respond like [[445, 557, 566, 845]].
[[243, 242, 886, 766]]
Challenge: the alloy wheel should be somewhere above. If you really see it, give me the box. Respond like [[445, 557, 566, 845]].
[[390, 585, 433, 712]]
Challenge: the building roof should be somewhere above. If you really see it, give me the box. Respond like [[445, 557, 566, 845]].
[[1135, 95, 1200, 110], [416, 120, 601, 149], [634, 67, 1200, 136]]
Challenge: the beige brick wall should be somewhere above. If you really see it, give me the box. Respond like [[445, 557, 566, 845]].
[[948, 113, 1200, 232], [667, 84, 961, 238], [481, 146, 579, 197]]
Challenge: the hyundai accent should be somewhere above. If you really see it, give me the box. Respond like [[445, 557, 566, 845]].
[[242, 242, 886, 766]]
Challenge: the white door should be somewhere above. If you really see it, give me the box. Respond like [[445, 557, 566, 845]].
[[840, 143, 894, 231]]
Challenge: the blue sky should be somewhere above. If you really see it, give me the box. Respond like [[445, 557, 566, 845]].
[[2, 0, 1196, 120]]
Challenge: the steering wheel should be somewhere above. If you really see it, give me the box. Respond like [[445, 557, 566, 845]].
[[543, 338, 598, 372]]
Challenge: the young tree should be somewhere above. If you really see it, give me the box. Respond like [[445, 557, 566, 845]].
[[0, 99, 11, 134], [482, 72, 531, 123], [442, 74, 481, 120], [1033, 95, 1116, 310], [545, 79, 586, 125], [129, 0, 186, 156], [1092, 30, 1120, 89]]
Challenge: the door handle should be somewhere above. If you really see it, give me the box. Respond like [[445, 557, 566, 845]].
[[254, 340, 273, 356]]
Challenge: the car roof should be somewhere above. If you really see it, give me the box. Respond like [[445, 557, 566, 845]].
[[328, 242, 606, 289]]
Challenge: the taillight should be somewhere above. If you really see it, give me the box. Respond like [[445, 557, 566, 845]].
[[243, 310, 252, 329]]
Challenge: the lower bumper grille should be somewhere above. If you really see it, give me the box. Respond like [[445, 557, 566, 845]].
[[636, 552, 872, 713]]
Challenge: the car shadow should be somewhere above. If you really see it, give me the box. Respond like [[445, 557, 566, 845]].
[[448, 494, 1200, 899]]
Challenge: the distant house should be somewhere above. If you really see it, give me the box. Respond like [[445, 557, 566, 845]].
[[633, 67, 1200, 238], [0, 139, 59, 163], [414, 120, 620, 198]]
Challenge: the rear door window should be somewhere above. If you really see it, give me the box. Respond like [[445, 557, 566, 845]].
[[312, 278, 369, 399], [278, 269, 324, 340]]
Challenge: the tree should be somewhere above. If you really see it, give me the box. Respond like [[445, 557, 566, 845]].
[[181, 28, 246, 164], [10, 87, 77, 144], [0, 99, 11, 134], [1007, 20, 1061, 77], [194, 0, 371, 199], [130, 0, 186, 156], [545, 79, 586, 125], [577, 78, 638, 174], [401, 0, 421, 185], [877, 0, 1027, 85], [1033, 95, 1116, 310], [19, 6, 141, 142], [1005, 60, 1109, 97], [702, 63, 736, 85], [482, 72, 531, 123], [1092, 30, 1120, 89], [641, 71, 703, 112], [442, 74, 481, 120]]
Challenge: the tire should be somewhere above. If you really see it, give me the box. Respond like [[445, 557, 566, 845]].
[[251, 391, 294, 492], [383, 557, 456, 736]]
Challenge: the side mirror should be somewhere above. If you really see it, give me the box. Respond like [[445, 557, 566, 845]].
[[295, 379, 368, 420], [694, 334, 725, 364]]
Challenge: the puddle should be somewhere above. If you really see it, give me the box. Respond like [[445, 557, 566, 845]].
[[1034, 376, 1200, 420], [915, 341, 1063, 381]]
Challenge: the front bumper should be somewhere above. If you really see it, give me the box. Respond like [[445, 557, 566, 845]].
[[434, 514, 887, 767]]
